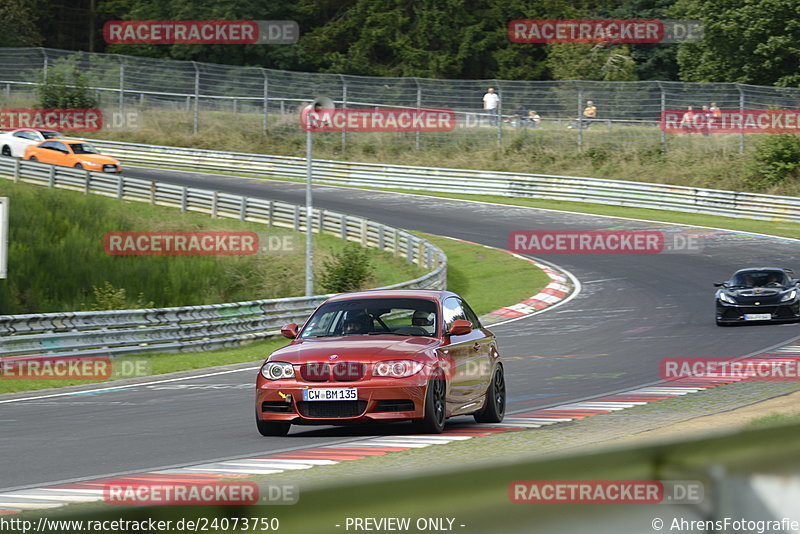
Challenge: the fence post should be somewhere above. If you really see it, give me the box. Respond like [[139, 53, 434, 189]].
[[262, 68, 269, 136], [118, 56, 125, 119], [415, 78, 422, 150], [192, 61, 200, 135], [267, 199, 273, 227], [117, 174, 124, 199], [737, 84, 745, 154], [293, 205, 300, 232], [181, 186, 187, 212], [212, 191, 218, 218], [318, 209, 325, 233], [13, 159, 19, 183], [496, 80, 503, 145], [340, 74, 347, 153], [48, 166, 55, 188], [42, 48, 48, 79], [240, 196, 247, 221], [340, 214, 347, 240], [658, 81, 667, 152], [150, 181, 156, 205], [577, 83, 584, 150]]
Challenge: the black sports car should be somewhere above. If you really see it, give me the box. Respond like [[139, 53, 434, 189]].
[[715, 268, 800, 325]]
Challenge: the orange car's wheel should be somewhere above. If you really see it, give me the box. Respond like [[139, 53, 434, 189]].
[[74, 164, 83, 169], [414, 370, 446, 434], [29, 156, 37, 162]]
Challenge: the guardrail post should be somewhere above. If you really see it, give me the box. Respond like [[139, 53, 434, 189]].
[[181, 186, 188, 212], [117, 174, 124, 199], [406, 236, 413, 264], [361, 220, 368, 246], [418, 242, 426, 267], [212, 191, 219, 218], [150, 181, 156, 205], [293, 205, 300, 232], [340, 215, 347, 240], [48, 166, 55, 188], [233, 98, 238, 114], [13, 159, 20, 183], [267, 200, 273, 227], [378, 226, 385, 250], [84, 170, 91, 195], [240, 196, 247, 221], [318, 209, 325, 233]]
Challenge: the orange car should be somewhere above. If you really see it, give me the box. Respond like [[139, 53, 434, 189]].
[[23, 138, 121, 174]]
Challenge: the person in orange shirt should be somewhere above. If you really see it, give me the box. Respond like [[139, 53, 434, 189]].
[[581, 100, 596, 129]]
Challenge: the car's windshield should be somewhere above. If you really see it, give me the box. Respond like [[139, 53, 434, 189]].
[[40, 131, 61, 139], [70, 143, 100, 154], [299, 297, 438, 338], [729, 271, 790, 288]]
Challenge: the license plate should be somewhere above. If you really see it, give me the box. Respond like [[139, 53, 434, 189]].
[[302, 388, 357, 401], [744, 313, 772, 321]]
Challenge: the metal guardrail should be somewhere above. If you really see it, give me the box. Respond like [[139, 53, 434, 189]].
[[92, 139, 800, 223], [0, 158, 447, 358]]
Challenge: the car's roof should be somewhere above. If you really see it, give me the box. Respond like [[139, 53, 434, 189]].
[[43, 138, 86, 144], [9, 128, 60, 133], [324, 289, 458, 303]]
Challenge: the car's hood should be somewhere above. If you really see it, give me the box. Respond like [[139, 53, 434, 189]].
[[268, 336, 440, 363], [74, 154, 119, 165]]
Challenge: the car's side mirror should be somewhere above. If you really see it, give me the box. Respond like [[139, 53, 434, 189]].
[[713, 282, 727, 288], [447, 320, 472, 336], [280, 323, 298, 339]]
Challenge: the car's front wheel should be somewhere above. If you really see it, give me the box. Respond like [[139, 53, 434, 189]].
[[74, 164, 83, 169], [415, 371, 446, 434], [28, 156, 37, 162], [256, 412, 291, 436], [1, 146, 11, 157], [474, 365, 506, 423]]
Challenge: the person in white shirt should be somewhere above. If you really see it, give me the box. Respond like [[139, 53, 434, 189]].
[[483, 87, 500, 126]]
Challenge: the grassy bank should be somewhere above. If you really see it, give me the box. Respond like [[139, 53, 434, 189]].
[[81, 108, 800, 197]]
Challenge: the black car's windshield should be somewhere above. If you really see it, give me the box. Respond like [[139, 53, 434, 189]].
[[729, 271, 790, 288], [299, 297, 438, 338], [70, 143, 100, 154]]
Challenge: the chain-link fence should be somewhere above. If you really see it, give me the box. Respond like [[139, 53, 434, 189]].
[[2, 47, 800, 153]]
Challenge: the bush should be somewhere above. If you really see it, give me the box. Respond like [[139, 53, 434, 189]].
[[319, 243, 374, 293], [36, 70, 98, 109], [745, 134, 800, 189]]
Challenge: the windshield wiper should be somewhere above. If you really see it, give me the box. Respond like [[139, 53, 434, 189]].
[[367, 331, 408, 336]]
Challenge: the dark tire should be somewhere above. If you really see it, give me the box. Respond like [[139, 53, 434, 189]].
[[1, 146, 11, 157], [716, 319, 730, 326], [414, 372, 446, 434], [29, 156, 37, 162], [256, 412, 290, 436], [74, 163, 83, 169], [474, 365, 506, 423]]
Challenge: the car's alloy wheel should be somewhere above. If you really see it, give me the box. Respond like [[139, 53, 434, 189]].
[[1, 146, 11, 157], [416, 371, 446, 434], [474, 365, 506, 423], [255, 411, 291, 436]]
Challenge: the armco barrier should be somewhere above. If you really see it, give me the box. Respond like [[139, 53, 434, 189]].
[[88, 139, 800, 223], [0, 158, 446, 358]]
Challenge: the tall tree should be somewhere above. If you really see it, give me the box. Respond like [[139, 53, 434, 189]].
[[0, 0, 43, 47]]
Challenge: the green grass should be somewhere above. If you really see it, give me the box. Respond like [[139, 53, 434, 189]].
[[0, 178, 424, 314], [419, 233, 551, 316], [747, 412, 800, 428]]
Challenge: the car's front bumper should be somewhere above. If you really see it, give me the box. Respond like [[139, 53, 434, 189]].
[[716, 300, 800, 323], [255, 376, 428, 425]]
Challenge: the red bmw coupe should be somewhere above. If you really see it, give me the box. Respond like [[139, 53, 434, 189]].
[[255, 290, 505, 436]]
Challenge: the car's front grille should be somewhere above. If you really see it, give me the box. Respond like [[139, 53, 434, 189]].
[[299, 362, 366, 382], [374, 399, 415, 412], [297, 401, 367, 418]]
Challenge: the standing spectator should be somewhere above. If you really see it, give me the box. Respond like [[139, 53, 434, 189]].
[[700, 105, 711, 136], [483, 87, 500, 126], [528, 110, 541, 128], [709, 102, 721, 128], [581, 100, 597, 129], [679, 106, 696, 133]]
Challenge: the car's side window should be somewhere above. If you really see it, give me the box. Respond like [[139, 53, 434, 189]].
[[39, 141, 57, 150], [462, 300, 482, 329], [13, 131, 36, 140], [442, 297, 467, 331], [53, 142, 68, 153]]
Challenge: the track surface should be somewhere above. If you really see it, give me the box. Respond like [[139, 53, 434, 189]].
[[2, 167, 799, 490]]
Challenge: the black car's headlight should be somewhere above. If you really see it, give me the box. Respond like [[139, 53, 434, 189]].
[[260, 361, 295, 380], [780, 289, 797, 302], [718, 292, 736, 304]]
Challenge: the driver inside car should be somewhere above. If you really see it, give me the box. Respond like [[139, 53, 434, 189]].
[[342, 311, 372, 335]]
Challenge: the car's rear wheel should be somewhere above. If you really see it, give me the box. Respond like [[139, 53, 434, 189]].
[[28, 156, 37, 162], [1, 146, 11, 157], [256, 412, 291, 436], [415, 371, 446, 434], [74, 163, 83, 169], [474, 365, 506, 423]]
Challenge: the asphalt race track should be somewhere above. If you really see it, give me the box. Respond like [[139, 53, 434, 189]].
[[2, 166, 799, 491]]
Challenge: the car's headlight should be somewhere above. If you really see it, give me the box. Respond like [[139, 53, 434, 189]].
[[718, 292, 736, 304], [781, 289, 797, 302], [260, 361, 295, 380], [373, 360, 424, 378]]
